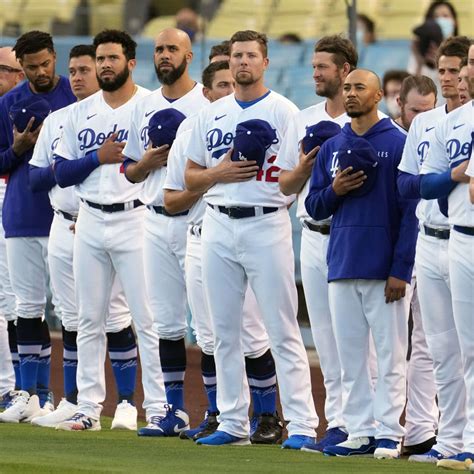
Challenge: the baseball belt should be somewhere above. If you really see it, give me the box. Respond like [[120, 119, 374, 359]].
[[303, 220, 331, 235], [147, 205, 189, 217], [208, 204, 278, 219], [82, 198, 143, 213], [453, 225, 474, 236]]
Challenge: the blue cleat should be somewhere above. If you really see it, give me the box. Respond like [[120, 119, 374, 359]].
[[301, 427, 348, 454], [282, 435, 316, 450], [196, 430, 251, 446], [374, 438, 401, 459], [408, 448, 448, 463], [323, 436, 376, 457], [137, 405, 189, 437]]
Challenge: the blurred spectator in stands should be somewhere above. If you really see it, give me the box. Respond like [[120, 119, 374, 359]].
[[208, 41, 230, 62], [423, 0, 459, 38], [278, 33, 303, 44], [382, 69, 410, 119], [356, 14, 376, 47], [175, 7, 200, 42], [0, 47, 24, 97]]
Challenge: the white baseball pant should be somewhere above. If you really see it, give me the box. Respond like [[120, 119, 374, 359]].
[[73, 203, 166, 420], [201, 207, 318, 438], [416, 231, 465, 455], [0, 220, 15, 321], [329, 279, 408, 441], [185, 229, 270, 358]]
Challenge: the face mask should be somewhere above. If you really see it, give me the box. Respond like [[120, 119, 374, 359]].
[[385, 97, 401, 118], [435, 17, 455, 38]]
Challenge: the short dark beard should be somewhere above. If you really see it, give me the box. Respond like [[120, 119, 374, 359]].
[[346, 110, 364, 118], [235, 72, 256, 86], [155, 57, 187, 86], [317, 76, 342, 99], [32, 76, 55, 93], [98, 66, 129, 92]]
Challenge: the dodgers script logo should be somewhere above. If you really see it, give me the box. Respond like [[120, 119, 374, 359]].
[[446, 139, 471, 163], [78, 123, 129, 151], [417, 141, 430, 165], [206, 128, 234, 159], [51, 126, 63, 151], [140, 125, 150, 150]]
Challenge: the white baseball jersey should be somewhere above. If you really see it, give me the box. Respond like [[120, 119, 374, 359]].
[[276, 101, 349, 223], [163, 114, 207, 226], [399, 105, 449, 228], [122, 84, 208, 206], [30, 105, 80, 214], [186, 91, 298, 207], [54, 86, 150, 204], [421, 100, 473, 227]]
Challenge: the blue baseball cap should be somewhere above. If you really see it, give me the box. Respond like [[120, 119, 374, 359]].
[[232, 119, 278, 169], [337, 136, 379, 197], [9, 95, 51, 133], [302, 121, 341, 154], [148, 108, 186, 148]]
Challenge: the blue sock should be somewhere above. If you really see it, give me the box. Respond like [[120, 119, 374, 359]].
[[37, 320, 51, 406], [16, 317, 42, 394], [245, 349, 277, 415], [201, 352, 218, 413], [107, 326, 137, 404], [159, 338, 186, 410], [7, 321, 21, 389], [62, 327, 78, 404]]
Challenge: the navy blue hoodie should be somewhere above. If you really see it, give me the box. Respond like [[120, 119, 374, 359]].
[[305, 118, 418, 283]]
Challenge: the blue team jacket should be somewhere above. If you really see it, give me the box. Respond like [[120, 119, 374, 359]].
[[0, 77, 75, 237], [305, 118, 418, 283]]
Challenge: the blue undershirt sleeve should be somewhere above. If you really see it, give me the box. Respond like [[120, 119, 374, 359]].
[[397, 171, 422, 199], [420, 170, 456, 200], [53, 151, 100, 188], [28, 164, 57, 192]]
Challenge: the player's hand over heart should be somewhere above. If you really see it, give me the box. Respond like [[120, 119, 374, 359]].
[[97, 133, 125, 164], [451, 160, 470, 183], [384, 276, 406, 303], [298, 142, 320, 176], [332, 166, 366, 196], [140, 144, 170, 172], [212, 148, 260, 183], [12, 117, 41, 156]]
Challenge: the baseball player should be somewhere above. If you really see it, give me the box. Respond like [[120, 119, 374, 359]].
[[0, 31, 76, 423], [418, 40, 474, 471], [185, 30, 318, 448], [397, 36, 471, 463], [52, 30, 172, 433], [0, 46, 24, 408], [277, 35, 356, 453], [27, 44, 139, 430], [164, 59, 281, 444], [306, 69, 418, 459], [122, 28, 208, 422]]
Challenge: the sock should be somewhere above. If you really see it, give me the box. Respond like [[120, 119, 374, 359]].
[[7, 320, 21, 389], [37, 320, 51, 407], [159, 338, 186, 410], [201, 352, 218, 413], [62, 326, 78, 404], [16, 317, 43, 395], [245, 349, 277, 415], [107, 325, 137, 405]]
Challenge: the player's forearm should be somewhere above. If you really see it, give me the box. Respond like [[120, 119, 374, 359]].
[[185, 166, 217, 193], [29, 164, 57, 192], [0, 148, 24, 174], [470, 177, 474, 204], [305, 184, 342, 221], [163, 189, 202, 214], [54, 154, 100, 188], [420, 171, 456, 199], [279, 167, 309, 196], [397, 171, 421, 199], [123, 159, 149, 183]]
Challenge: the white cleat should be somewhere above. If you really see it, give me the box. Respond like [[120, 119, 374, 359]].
[[111, 401, 138, 430], [0, 391, 43, 423], [56, 412, 101, 431], [21, 394, 44, 423], [31, 399, 77, 428]]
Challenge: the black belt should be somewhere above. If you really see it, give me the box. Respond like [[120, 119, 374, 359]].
[[423, 224, 450, 240], [55, 209, 77, 222], [147, 205, 189, 217], [208, 204, 278, 219], [83, 199, 143, 213], [304, 220, 330, 235], [453, 225, 474, 236]]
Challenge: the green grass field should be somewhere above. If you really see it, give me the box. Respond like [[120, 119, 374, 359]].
[[0, 418, 441, 473]]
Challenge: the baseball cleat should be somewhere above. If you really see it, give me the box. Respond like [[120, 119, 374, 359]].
[[31, 399, 77, 428], [137, 405, 189, 437], [38, 392, 55, 418], [282, 435, 316, 450], [301, 427, 348, 454], [436, 452, 474, 471], [323, 436, 376, 457], [0, 391, 43, 423], [250, 413, 283, 445], [249, 415, 259, 437], [111, 401, 137, 430], [0, 391, 16, 411], [402, 436, 437, 456], [195, 430, 251, 446], [408, 449, 448, 463], [179, 411, 219, 440], [56, 413, 101, 431], [374, 438, 401, 459]]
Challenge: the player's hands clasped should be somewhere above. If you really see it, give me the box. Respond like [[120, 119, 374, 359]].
[[12, 117, 41, 156], [332, 166, 366, 196], [97, 133, 125, 164], [384, 276, 406, 303], [213, 148, 260, 183]]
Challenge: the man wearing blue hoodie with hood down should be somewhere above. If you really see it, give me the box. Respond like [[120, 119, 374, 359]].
[[305, 69, 418, 460]]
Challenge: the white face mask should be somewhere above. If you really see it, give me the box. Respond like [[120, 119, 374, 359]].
[[435, 17, 455, 38], [385, 97, 401, 118]]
